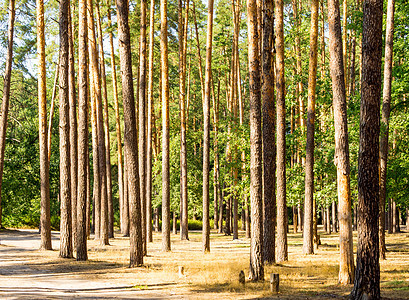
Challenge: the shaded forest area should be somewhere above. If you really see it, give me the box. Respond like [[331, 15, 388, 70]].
[[0, 0, 408, 298]]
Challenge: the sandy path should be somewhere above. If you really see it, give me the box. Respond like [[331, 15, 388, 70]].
[[0, 229, 186, 299]]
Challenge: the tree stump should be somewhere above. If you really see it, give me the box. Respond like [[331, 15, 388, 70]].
[[239, 270, 245, 285], [270, 273, 279, 293], [178, 266, 184, 277]]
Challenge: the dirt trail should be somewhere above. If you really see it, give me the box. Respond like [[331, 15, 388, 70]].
[[1, 228, 409, 299], [0, 229, 186, 299]]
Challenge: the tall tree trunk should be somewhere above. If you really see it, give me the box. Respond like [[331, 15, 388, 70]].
[[88, 0, 109, 246], [95, 1, 114, 240], [275, 0, 287, 263], [122, 154, 130, 236], [263, 23, 277, 253], [146, 0, 155, 243], [90, 80, 101, 240], [108, 3, 124, 237], [161, 0, 171, 252], [68, 4, 78, 251], [350, 0, 383, 297], [379, 0, 395, 260], [0, 0, 15, 228], [202, 0, 214, 253], [47, 62, 59, 162], [332, 200, 338, 232], [248, 0, 263, 281], [139, 0, 148, 255], [231, 0, 240, 241], [59, 0, 72, 259], [327, 205, 332, 234], [116, 0, 144, 266], [37, 0, 52, 251], [76, 0, 89, 261], [328, 0, 355, 283], [303, 0, 319, 255], [179, 0, 189, 241]]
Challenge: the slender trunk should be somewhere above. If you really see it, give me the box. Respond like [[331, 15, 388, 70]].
[[262, 0, 276, 265], [76, 0, 89, 260], [0, 0, 15, 228], [342, 0, 348, 91], [303, 0, 319, 255], [193, 2, 205, 101], [293, 206, 298, 233], [202, 0, 214, 253], [59, 0, 72, 259], [108, 4, 124, 237], [276, 0, 288, 263], [117, 0, 144, 266], [328, 0, 355, 282], [90, 80, 101, 240], [37, 0, 52, 251], [180, 0, 190, 241], [139, 0, 148, 254], [173, 212, 177, 234], [327, 205, 332, 234], [160, 0, 171, 252], [96, 1, 114, 240], [350, 0, 383, 297], [146, 0, 155, 243], [122, 154, 129, 236], [47, 62, 59, 162], [332, 200, 338, 232], [248, 0, 263, 281], [392, 200, 397, 233], [68, 4, 78, 251], [379, 0, 395, 260]]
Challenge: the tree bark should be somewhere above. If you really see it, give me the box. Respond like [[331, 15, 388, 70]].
[[37, 0, 52, 251], [202, 0, 214, 253], [108, 3, 124, 237], [59, 0, 72, 259], [248, 0, 264, 281], [161, 0, 171, 252], [117, 0, 144, 266], [262, 0, 276, 265], [379, 0, 395, 260], [303, 0, 319, 255], [146, 0, 155, 243], [139, 0, 148, 254], [350, 0, 383, 297], [275, 0, 287, 263], [0, 0, 15, 228], [95, 1, 114, 240], [87, 0, 109, 246], [328, 0, 355, 283], [68, 4, 78, 251], [179, 0, 189, 241], [76, 0, 89, 261]]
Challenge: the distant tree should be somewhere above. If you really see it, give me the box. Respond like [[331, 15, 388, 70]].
[[139, 0, 148, 254], [146, 0, 155, 243], [202, 0, 214, 253], [379, 0, 395, 261], [161, 0, 171, 253], [303, 0, 319, 255], [0, 0, 15, 229]]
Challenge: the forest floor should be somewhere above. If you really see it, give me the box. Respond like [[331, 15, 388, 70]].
[[0, 226, 409, 299]]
